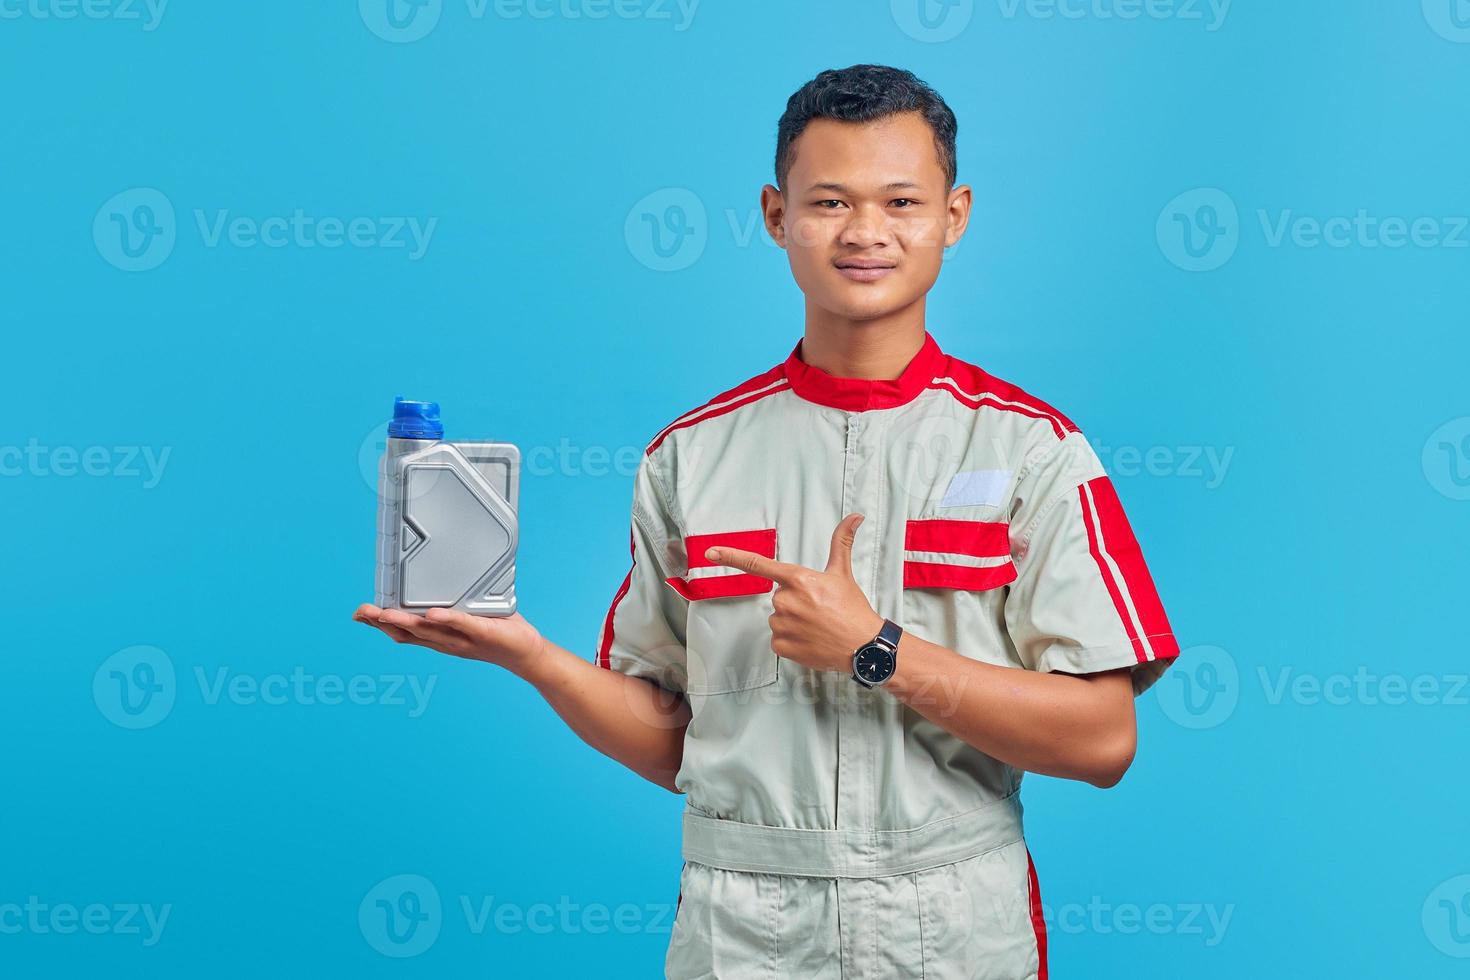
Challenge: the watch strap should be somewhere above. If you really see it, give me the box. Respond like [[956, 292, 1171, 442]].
[[876, 618, 902, 651]]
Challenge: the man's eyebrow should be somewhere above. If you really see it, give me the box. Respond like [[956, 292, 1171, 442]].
[[805, 181, 922, 193]]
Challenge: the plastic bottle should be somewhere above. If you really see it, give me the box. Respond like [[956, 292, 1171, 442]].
[[375, 397, 519, 617]]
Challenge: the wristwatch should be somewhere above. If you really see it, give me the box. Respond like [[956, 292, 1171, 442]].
[[852, 619, 903, 688]]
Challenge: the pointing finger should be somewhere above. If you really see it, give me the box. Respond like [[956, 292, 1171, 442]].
[[704, 546, 802, 586]]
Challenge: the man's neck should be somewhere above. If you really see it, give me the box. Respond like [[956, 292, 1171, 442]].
[[800, 300, 928, 380]]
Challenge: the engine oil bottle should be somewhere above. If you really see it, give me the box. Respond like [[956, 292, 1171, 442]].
[[375, 397, 519, 617]]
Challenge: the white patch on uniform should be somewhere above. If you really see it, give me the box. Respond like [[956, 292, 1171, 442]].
[[938, 469, 1013, 508]]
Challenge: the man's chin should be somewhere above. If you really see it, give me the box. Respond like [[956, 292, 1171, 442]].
[[818, 289, 912, 322]]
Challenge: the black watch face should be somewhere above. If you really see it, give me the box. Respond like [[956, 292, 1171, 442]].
[[854, 643, 896, 684]]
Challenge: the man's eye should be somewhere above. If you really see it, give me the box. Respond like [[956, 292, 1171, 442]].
[[891, 199, 917, 208], [816, 200, 844, 209]]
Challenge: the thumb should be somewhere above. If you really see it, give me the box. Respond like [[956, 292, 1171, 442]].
[[824, 513, 864, 578]]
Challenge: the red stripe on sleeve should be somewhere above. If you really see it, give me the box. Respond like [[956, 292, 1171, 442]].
[[1085, 476, 1179, 659], [1078, 481, 1147, 662], [596, 528, 636, 670]]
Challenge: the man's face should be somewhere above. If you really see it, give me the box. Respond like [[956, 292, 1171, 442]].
[[763, 111, 969, 322]]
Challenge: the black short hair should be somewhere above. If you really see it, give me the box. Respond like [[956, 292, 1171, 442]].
[[775, 64, 958, 193]]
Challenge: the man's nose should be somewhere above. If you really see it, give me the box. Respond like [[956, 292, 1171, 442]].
[[838, 205, 891, 249]]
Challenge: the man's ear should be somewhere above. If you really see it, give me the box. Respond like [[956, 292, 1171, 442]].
[[945, 183, 973, 248], [761, 184, 787, 250]]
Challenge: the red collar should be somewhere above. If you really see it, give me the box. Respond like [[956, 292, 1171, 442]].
[[782, 330, 948, 411]]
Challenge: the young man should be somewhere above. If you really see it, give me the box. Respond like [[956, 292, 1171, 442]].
[[355, 64, 1181, 979]]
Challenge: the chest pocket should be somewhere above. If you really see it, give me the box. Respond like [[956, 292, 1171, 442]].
[[900, 518, 1016, 665], [901, 518, 1016, 590], [666, 528, 781, 695]]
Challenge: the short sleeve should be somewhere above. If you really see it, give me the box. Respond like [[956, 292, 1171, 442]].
[[594, 452, 689, 695], [1005, 432, 1182, 697]]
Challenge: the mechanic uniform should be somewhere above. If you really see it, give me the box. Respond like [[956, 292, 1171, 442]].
[[594, 331, 1182, 979]]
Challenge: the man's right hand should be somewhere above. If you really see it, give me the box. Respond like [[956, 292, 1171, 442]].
[[353, 603, 545, 669]]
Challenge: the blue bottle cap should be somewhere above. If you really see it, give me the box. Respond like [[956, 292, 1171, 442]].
[[388, 396, 444, 439]]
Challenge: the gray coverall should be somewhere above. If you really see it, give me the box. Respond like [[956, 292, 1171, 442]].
[[595, 331, 1181, 978]]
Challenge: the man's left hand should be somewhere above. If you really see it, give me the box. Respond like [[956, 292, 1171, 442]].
[[704, 513, 883, 675]]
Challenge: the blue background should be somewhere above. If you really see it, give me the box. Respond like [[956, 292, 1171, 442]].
[[5, 1, 1469, 975]]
